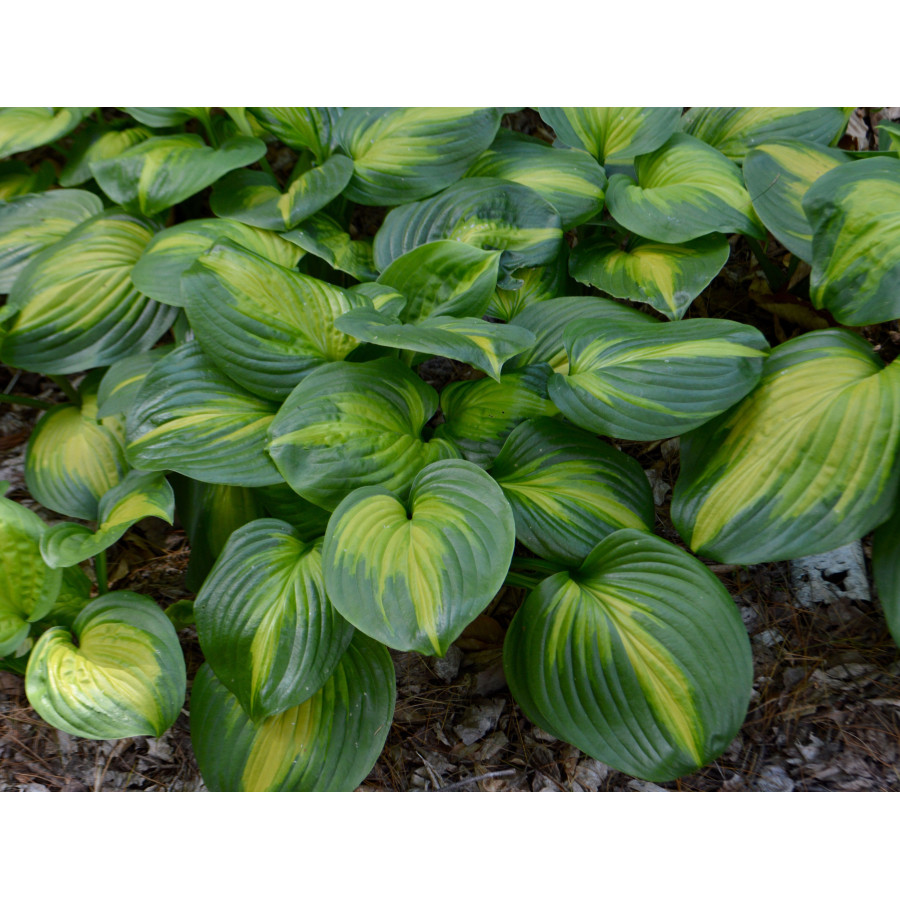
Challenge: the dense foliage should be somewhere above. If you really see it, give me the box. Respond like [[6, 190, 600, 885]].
[[1, 106, 899, 790]]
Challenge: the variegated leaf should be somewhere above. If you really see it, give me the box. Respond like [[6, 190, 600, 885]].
[[59, 124, 153, 187], [0, 160, 55, 201], [488, 254, 570, 321], [0, 107, 92, 158], [96, 347, 173, 418], [249, 107, 343, 162], [282, 212, 377, 282]]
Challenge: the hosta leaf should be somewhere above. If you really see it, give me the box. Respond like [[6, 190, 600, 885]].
[[190, 632, 394, 791], [491, 418, 654, 565], [1, 209, 175, 374], [25, 591, 186, 740], [40, 471, 174, 568], [466, 129, 607, 227], [125, 342, 282, 487], [879, 121, 900, 154], [569, 232, 730, 320], [120, 107, 209, 128], [436, 364, 558, 467], [743, 140, 848, 263], [335, 308, 535, 381], [0, 160, 55, 201], [266, 358, 459, 510], [538, 107, 681, 163], [488, 253, 569, 321], [249, 107, 343, 161], [682, 107, 850, 162], [373, 177, 564, 282], [606, 133, 765, 243], [210, 155, 354, 231], [375, 240, 501, 323], [0, 190, 103, 294], [803, 157, 900, 326], [336, 107, 501, 205], [59, 124, 153, 187], [255, 483, 332, 542], [196, 519, 354, 721], [25, 372, 128, 520], [183, 240, 365, 400], [323, 459, 515, 655], [503, 529, 753, 782], [0, 107, 92, 158], [550, 318, 768, 441], [97, 346, 173, 418], [672, 330, 900, 564], [507, 295, 653, 372], [91, 135, 266, 216], [45, 564, 93, 632], [873, 499, 900, 649], [0, 483, 62, 656], [282, 212, 377, 282], [131, 218, 302, 307]]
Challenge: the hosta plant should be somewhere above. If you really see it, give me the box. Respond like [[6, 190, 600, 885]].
[[1, 105, 898, 791]]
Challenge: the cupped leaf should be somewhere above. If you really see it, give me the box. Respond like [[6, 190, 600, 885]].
[[491, 418, 654, 565], [210, 155, 354, 231], [549, 318, 769, 440], [323, 459, 515, 655], [196, 519, 354, 721], [131, 217, 302, 307], [538, 107, 681, 164], [0, 189, 103, 294], [91, 134, 267, 216], [59, 124, 153, 187], [488, 253, 570, 321], [336, 107, 501, 205], [97, 347, 173, 418], [282, 212, 377, 282], [373, 177, 564, 282], [266, 358, 459, 510], [606, 133, 765, 243], [25, 591, 186, 740], [25, 372, 128, 520], [743, 140, 849, 264], [190, 632, 394, 791], [503, 529, 753, 782], [125, 342, 282, 487], [672, 330, 900, 564], [873, 498, 900, 649], [249, 107, 343, 161], [335, 308, 535, 381], [466, 129, 607, 227], [40, 471, 174, 568], [803, 156, 900, 326], [183, 240, 365, 400], [436, 364, 558, 467], [0, 107, 91, 158], [375, 240, 501, 323], [0, 484, 62, 656], [1, 209, 175, 374], [569, 231, 730, 320], [682, 107, 850, 162]]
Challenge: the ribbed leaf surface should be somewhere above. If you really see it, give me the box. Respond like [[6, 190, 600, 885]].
[[96, 347, 172, 418], [489, 254, 569, 321], [249, 108, 342, 161]]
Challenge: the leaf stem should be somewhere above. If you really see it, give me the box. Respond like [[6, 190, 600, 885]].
[[504, 571, 541, 591], [746, 236, 786, 291], [94, 550, 108, 595], [197, 110, 219, 149], [0, 392, 52, 410], [49, 375, 80, 404]]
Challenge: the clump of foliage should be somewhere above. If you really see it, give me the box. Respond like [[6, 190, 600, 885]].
[[1, 106, 899, 790]]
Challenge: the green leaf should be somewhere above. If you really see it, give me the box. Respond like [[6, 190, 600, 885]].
[[183, 240, 366, 400], [282, 212, 377, 282], [373, 177, 564, 282], [45, 564, 93, 632], [569, 232, 730, 320], [0, 486, 62, 656], [131, 217, 303, 307], [606, 133, 765, 243], [549, 318, 768, 441], [490, 418, 654, 566], [59, 124, 153, 187], [488, 254, 570, 321], [249, 107, 343, 161], [682, 107, 850, 161], [255, 483, 332, 543], [210, 155, 354, 231], [0, 190, 103, 294], [335, 308, 535, 381], [504, 529, 753, 781], [466, 129, 607, 227], [0, 107, 92, 158], [672, 330, 900, 564], [538, 107, 681, 163], [803, 157, 900, 326], [25, 591, 186, 740], [266, 358, 460, 510], [436, 364, 558, 467], [196, 519, 354, 721], [336, 107, 502, 205], [1, 209, 175, 374], [0, 160, 55, 201], [873, 498, 900, 649], [91, 135, 267, 216], [324, 459, 515, 655], [375, 240, 501, 323], [25, 372, 128, 520], [97, 347, 173, 418], [878, 121, 900, 154], [40, 471, 174, 568], [125, 342, 282, 487], [120, 107, 209, 128], [190, 632, 394, 791]]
